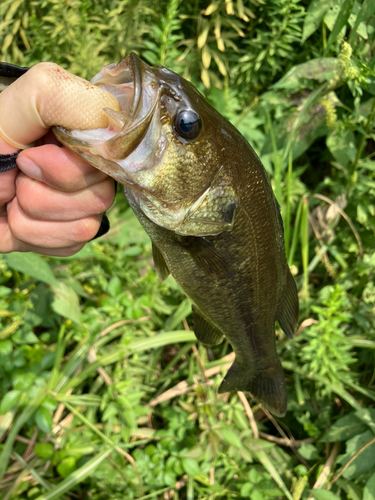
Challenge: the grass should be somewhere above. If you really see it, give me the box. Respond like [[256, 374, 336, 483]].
[[1, 0, 375, 498]]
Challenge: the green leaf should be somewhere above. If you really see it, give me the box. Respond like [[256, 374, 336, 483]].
[[302, 0, 331, 43], [181, 458, 200, 476], [0, 339, 12, 356], [51, 281, 81, 324], [272, 58, 341, 92], [57, 457, 76, 478], [355, 409, 375, 435], [349, 0, 375, 43], [107, 275, 122, 297], [0, 390, 21, 415], [312, 490, 341, 500], [364, 472, 375, 500], [12, 330, 39, 344], [4, 253, 57, 285], [0, 286, 11, 298], [220, 428, 242, 448], [320, 413, 367, 442], [34, 443, 54, 459], [35, 407, 53, 434], [298, 443, 319, 460], [326, 131, 356, 168], [339, 430, 375, 480], [325, 0, 355, 52], [34, 449, 112, 500]]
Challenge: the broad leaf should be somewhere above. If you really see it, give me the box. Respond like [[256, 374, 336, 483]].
[[302, 0, 331, 43], [338, 430, 375, 480], [320, 413, 367, 442], [51, 281, 81, 324], [4, 252, 57, 285]]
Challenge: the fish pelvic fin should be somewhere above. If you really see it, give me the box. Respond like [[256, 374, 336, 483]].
[[218, 359, 287, 417], [192, 306, 224, 345], [152, 243, 170, 281], [276, 269, 299, 340]]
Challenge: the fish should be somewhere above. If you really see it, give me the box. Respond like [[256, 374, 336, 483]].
[[0, 55, 299, 416]]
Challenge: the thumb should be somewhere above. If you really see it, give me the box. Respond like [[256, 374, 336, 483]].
[[0, 62, 121, 149]]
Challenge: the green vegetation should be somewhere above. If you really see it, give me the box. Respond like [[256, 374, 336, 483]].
[[1, 0, 375, 498]]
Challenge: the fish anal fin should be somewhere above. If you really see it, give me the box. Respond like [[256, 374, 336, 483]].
[[276, 270, 299, 339], [218, 360, 287, 417], [192, 306, 224, 345], [181, 236, 232, 280], [152, 243, 170, 281]]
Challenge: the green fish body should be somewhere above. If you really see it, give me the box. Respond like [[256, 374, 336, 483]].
[[0, 55, 299, 416]]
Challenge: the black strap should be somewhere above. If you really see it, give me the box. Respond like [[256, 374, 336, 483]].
[[0, 150, 21, 172], [0, 62, 29, 173], [0, 62, 29, 78]]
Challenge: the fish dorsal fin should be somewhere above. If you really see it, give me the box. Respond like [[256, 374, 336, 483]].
[[276, 270, 299, 339], [181, 236, 232, 280], [192, 306, 224, 345], [218, 359, 287, 417], [152, 244, 170, 281]]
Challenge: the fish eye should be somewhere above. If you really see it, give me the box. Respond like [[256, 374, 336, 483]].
[[173, 110, 202, 141]]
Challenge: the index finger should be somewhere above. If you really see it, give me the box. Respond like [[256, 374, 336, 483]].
[[17, 143, 109, 192]]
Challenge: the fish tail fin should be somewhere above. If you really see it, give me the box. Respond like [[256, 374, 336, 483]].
[[276, 269, 299, 339], [218, 359, 287, 417]]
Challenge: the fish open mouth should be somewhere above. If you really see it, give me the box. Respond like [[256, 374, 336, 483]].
[[54, 53, 160, 182]]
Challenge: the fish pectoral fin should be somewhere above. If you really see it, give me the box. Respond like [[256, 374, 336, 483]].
[[181, 236, 232, 280], [218, 360, 287, 417], [192, 306, 224, 345], [276, 270, 299, 339], [152, 243, 170, 281], [177, 167, 239, 237]]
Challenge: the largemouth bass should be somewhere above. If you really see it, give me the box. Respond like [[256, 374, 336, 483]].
[[0, 55, 299, 416]]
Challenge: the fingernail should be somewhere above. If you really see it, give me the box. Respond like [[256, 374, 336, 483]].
[[16, 156, 42, 181]]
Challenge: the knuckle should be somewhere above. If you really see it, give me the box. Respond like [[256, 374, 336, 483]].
[[94, 183, 116, 213], [8, 215, 23, 242], [70, 216, 101, 243]]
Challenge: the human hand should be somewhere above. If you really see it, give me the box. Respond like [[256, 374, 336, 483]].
[[0, 62, 121, 256]]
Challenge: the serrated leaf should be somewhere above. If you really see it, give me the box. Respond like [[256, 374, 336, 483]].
[[51, 281, 81, 324], [4, 253, 57, 285]]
